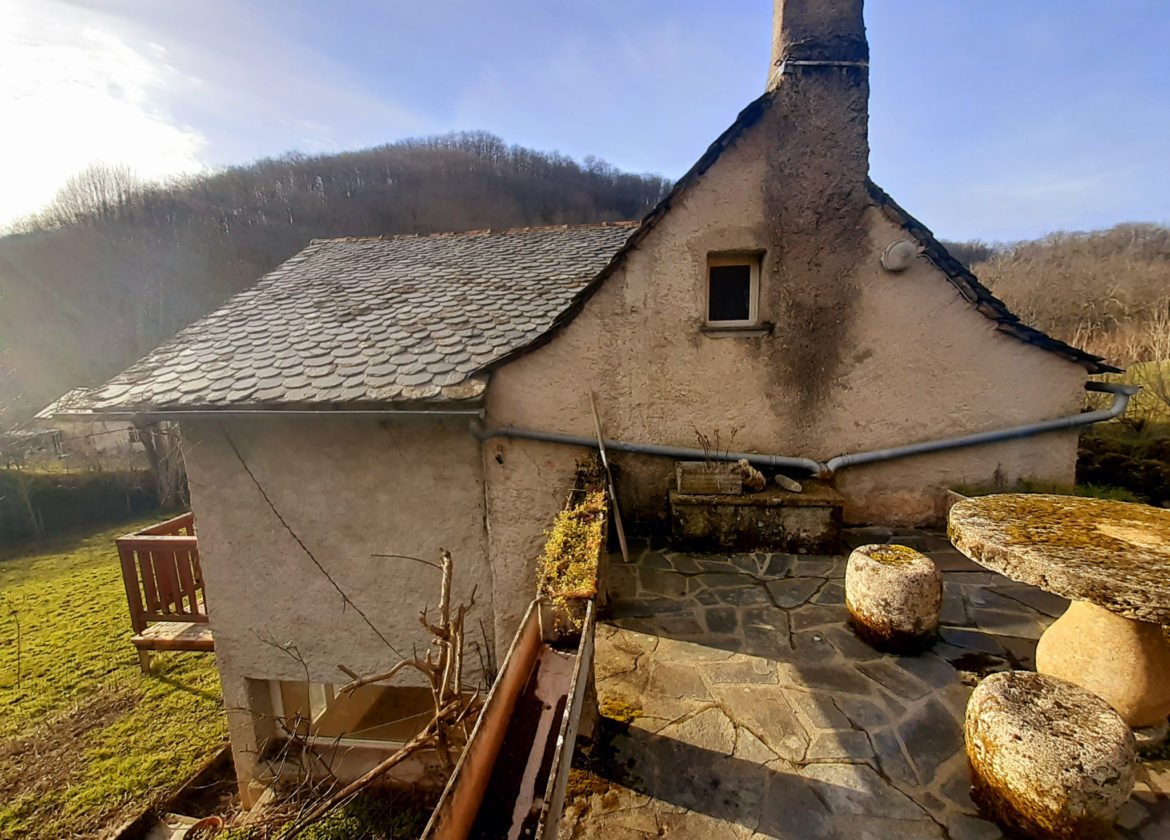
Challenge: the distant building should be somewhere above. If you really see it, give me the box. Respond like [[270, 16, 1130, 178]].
[[35, 388, 144, 465], [0, 426, 61, 465]]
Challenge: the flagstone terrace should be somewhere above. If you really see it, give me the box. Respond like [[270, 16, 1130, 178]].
[[559, 532, 1170, 840]]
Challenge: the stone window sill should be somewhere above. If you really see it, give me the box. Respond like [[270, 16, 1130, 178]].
[[701, 323, 773, 338]]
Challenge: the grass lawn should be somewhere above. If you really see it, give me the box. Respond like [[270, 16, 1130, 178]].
[[0, 518, 227, 840]]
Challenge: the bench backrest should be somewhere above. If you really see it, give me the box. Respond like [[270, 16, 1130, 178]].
[[117, 512, 208, 633]]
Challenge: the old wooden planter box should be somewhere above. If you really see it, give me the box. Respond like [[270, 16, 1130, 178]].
[[676, 461, 743, 495]]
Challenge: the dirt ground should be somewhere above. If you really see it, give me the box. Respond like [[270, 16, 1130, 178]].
[[0, 690, 137, 833]]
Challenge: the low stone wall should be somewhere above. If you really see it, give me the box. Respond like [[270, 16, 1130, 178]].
[[669, 480, 843, 553]]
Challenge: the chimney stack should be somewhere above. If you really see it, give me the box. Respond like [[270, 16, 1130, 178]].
[[762, 0, 869, 184], [768, 0, 868, 90], [759, 0, 872, 410]]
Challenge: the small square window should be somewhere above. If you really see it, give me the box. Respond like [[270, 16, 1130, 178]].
[[706, 256, 759, 326]]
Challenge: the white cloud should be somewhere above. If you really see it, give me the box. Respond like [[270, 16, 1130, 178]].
[[0, 1, 208, 228]]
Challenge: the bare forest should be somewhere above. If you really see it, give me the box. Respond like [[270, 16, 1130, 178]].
[[950, 224, 1170, 368]]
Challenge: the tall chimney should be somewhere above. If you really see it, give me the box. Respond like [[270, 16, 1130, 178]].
[[760, 0, 871, 411], [768, 0, 868, 86]]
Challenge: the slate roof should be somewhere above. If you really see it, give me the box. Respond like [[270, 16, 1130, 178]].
[[69, 223, 636, 413], [35, 388, 97, 419]]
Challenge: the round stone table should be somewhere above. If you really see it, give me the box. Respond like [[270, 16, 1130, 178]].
[[949, 494, 1170, 728]]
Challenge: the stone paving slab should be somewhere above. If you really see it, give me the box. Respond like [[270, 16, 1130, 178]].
[[559, 532, 1170, 840]]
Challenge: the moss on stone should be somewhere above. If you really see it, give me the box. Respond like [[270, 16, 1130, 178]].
[[950, 479, 1141, 504], [598, 697, 643, 724], [538, 488, 606, 601], [964, 671, 1135, 840], [949, 494, 1170, 622], [565, 768, 615, 799], [863, 543, 924, 567], [956, 494, 1170, 555]]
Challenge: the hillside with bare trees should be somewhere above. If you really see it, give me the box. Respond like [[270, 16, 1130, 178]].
[[953, 224, 1170, 369], [0, 132, 671, 424]]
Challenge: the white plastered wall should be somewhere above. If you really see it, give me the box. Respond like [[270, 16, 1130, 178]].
[[182, 415, 491, 799]]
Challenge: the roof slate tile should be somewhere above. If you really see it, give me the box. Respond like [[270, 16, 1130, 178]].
[[70, 126, 1109, 417], [74, 224, 635, 411]]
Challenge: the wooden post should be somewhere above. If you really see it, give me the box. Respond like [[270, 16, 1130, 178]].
[[116, 537, 148, 635], [588, 392, 630, 564]]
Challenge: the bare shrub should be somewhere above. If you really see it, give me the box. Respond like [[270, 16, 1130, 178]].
[[974, 223, 1170, 355], [1115, 309, 1170, 425]]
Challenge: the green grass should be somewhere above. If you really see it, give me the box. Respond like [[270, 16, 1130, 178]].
[[0, 520, 227, 840]]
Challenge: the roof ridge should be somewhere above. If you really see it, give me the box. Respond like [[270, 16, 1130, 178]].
[[308, 220, 640, 245]]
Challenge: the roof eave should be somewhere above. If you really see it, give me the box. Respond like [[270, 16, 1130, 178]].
[[53, 401, 484, 422]]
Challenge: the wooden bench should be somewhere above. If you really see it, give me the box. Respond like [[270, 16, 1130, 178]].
[[117, 512, 213, 672]]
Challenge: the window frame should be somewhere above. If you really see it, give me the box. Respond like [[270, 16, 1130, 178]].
[[705, 254, 760, 328], [268, 678, 435, 750]]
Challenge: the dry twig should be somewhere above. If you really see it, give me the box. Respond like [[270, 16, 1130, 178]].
[[279, 549, 484, 837]]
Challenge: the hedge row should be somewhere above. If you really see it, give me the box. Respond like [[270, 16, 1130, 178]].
[[0, 469, 159, 543], [1077, 431, 1170, 508]]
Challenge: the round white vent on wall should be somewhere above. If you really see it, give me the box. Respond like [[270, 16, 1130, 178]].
[[881, 239, 919, 272]]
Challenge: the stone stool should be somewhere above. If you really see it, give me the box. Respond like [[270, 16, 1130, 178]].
[[965, 671, 1136, 840], [845, 544, 942, 649]]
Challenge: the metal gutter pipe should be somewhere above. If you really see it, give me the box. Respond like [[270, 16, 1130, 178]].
[[471, 382, 1137, 478], [821, 381, 1138, 476], [53, 408, 485, 421], [468, 422, 824, 475]]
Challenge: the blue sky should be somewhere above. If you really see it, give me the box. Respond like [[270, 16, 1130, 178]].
[[2, 0, 1167, 240]]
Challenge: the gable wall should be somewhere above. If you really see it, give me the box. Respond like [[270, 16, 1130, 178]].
[[482, 93, 1085, 644]]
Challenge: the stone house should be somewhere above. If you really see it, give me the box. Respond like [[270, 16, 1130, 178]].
[[63, 0, 1112, 802], [34, 388, 145, 466]]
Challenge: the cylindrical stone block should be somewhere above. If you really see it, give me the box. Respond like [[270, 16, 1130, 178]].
[[845, 543, 942, 649], [964, 671, 1136, 840]]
